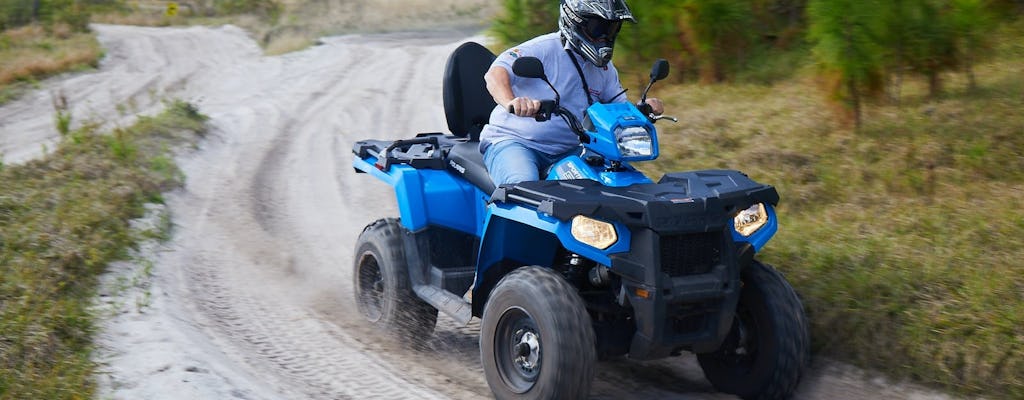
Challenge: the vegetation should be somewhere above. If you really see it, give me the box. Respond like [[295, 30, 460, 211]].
[[0, 24, 102, 104], [0, 0, 287, 102], [491, 1, 1013, 125], [0, 100, 207, 399], [639, 20, 1024, 398], [806, 0, 884, 128]]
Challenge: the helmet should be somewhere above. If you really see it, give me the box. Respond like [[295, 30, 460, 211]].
[[559, 0, 637, 67]]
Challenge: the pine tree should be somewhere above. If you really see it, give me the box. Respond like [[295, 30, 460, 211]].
[[951, 0, 996, 91], [679, 0, 754, 83], [490, 0, 560, 48], [902, 0, 959, 98], [808, 0, 886, 128]]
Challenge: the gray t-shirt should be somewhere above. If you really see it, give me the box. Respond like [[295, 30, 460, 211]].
[[479, 32, 628, 155]]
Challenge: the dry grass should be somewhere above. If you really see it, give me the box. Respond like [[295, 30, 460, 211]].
[[0, 25, 102, 94], [640, 23, 1024, 398]]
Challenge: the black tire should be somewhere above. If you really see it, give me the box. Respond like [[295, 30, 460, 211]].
[[697, 260, 809, 400], [480, 266, 596, 400], [353, 218, 438, 345]]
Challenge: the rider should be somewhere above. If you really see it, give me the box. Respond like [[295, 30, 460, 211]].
[[479, 0, 664, 186]]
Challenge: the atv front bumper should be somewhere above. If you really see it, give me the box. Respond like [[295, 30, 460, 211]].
[[613, 234, 756, 359]]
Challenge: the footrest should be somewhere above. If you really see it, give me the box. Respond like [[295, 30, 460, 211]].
[[414, 284, 472, 326]]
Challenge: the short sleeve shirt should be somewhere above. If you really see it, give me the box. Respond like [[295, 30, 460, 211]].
[[479, 32, 628, 155]]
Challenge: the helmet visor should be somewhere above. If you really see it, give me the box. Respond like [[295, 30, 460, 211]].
[[583, 18, 622, 42]]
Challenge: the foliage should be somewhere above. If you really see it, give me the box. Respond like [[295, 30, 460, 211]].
[[807, 0, 886, 128], [902, 0, 960, 98], [0, 101, 206, 399], [950, 0, 998, 90], [679, 0, 754, 82], [213, 0, 281, 23], [0, 0, 102, 32], [489, 0, 559, 47]]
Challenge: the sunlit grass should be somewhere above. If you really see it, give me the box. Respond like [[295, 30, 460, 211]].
[[0, 101, 206, 399]]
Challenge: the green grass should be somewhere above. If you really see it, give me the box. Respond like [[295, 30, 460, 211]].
[[641, 23, 1024, 399], [0, 100, 206, 399]]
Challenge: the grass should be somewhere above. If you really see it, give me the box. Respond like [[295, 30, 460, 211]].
[[0, 100, 206, 399], [641, 22, 1024, 399], [0, 25, 103, 104]]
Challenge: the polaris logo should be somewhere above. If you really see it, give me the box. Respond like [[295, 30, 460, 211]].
[[449, 160, 466, 174]]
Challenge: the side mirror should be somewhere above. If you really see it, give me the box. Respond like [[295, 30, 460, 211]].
[[650, 59, 669, 82], [511, 56, 561, 107], [512, 57, 547, 80], [639, 59, 670, 112]]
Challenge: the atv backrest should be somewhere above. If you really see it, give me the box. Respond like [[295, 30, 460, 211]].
[[443, 42, 497, 141]]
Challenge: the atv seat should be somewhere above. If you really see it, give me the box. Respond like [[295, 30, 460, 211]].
[[446, 141, 495, 195], [443, 41, 497, 142], [442, 41, 498, 194]]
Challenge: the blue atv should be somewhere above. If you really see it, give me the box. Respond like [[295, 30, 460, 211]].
[[351, 42, 809, 400]]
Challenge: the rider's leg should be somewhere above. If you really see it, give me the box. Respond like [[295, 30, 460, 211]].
[[483, 140, 543, 186]]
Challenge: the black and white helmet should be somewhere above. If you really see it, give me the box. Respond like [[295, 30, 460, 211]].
[[559, 0, 637, 67]]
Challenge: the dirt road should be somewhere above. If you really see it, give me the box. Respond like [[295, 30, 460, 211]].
[[0, 17, 957, 400]]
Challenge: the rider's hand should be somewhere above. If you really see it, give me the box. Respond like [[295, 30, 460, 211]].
[[645, 98, 665, 116], [508, 97, 541, 117]]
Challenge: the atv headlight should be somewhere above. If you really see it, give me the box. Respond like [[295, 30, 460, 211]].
[[734, 203, 768, 237], [615, 126, 653, 158], [571, 216, 617, 250]]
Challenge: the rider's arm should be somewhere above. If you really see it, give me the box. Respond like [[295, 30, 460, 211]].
[[484, 66, 540, 117]]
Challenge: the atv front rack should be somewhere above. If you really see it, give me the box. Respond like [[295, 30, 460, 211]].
[[492, 170, 779, 233]]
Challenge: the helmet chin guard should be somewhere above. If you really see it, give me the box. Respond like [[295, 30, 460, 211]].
[[559, 0, 636, 67]]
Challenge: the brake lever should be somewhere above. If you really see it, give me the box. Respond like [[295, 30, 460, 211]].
[[651, 114, 679, 123]]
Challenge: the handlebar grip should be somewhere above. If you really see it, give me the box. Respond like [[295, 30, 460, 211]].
[[637, 102, 654, 116]]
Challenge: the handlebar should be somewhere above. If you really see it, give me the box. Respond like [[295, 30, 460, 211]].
[[508, 99, 589, 143], [507, 100, 558, 122]]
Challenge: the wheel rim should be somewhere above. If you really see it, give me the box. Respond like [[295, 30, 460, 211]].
[[494, 306, 542, 394], [355, 252, 384, 322], [719, 304, 761, 372]]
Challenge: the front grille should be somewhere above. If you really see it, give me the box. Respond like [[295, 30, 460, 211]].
[[660, 232, 723, 277]]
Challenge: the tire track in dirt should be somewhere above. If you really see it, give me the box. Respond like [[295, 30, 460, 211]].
[[157, 31, 495, 400]]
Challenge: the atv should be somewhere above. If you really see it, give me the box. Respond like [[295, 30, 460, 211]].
[[351, 42, 809, 400]]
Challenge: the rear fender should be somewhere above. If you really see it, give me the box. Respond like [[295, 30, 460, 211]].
[[353, 154, 486, 236]]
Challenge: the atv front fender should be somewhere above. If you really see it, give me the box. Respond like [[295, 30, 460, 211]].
[[469, 201, 631, 317]]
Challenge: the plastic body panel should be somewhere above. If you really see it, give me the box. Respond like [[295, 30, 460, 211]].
[[546, 155, 654, 187], [582, 102, 659, 162], [353, 154, 488, 237]]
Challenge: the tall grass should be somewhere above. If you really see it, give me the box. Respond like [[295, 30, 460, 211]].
[[642, 24, 1024, 398], [0, 100, 206, 399], [0, 25, 102, 104]]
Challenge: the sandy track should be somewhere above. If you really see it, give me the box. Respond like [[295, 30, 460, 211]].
[[0, 21, 960, 400]]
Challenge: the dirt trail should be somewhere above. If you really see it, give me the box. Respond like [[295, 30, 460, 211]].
[[0, 15, 959, 400]]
